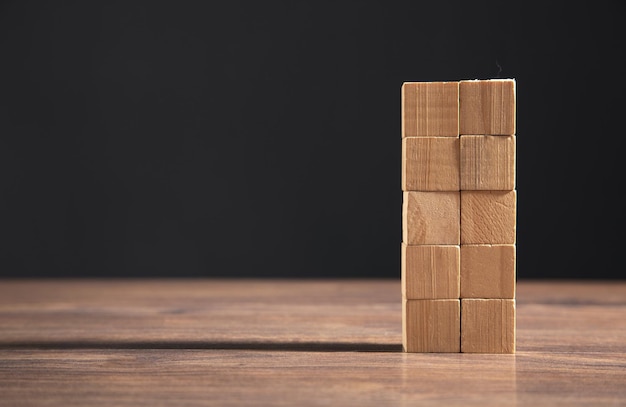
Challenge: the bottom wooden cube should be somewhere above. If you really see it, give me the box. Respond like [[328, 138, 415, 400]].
[[403, 299, 460, 352], [461, 299, 516, 354]]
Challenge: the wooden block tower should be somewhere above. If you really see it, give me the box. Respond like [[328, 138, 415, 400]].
[[401, 79, 516, 353]]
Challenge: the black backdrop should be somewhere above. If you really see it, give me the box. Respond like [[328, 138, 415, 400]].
[[1, 1, 623, 279]]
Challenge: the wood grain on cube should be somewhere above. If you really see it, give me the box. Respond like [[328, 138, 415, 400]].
[[402, 137, 460, 191], [460, 244, 515, 299], [403, 191, 460, 245], [461, 299, 515, 353], [402, 244, 460, 299], [459, 79, 515, 136], [403, 299, 460, 352], [460, 135, 515, 191], [461, 190, 516, 244], [402, 82, 459, 137]]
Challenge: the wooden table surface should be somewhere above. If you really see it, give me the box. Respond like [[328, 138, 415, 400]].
[[1, 279, 625, 406]]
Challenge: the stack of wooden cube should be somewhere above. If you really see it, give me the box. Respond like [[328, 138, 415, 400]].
[[401, 79, 516, 353]]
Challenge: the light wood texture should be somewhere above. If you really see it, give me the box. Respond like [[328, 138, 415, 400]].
[[459, 79, 516, 135], [1, 280, 626, 406], [460, 135, 516, 191], [402, 244, 460, 299], [402, 137, 460, 191], [461, 190, 516, 244], [461, 299, 516, 353], [403, 191, 460, 244], [403, 299, 460, 352], [461, 244, 516, 299], [402, 81, 459, 137]]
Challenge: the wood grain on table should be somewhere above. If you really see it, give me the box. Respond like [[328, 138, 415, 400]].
[[1, 279, 625, 406]]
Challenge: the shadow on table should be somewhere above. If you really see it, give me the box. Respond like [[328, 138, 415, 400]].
[[0, 340, 402, 352]]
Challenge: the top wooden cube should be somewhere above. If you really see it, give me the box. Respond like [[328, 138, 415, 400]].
[[459, 80, 516, 136], [402, 82, 459, 137]]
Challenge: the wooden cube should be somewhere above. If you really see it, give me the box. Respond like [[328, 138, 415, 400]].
[[460, 135, 515, 191], [460, 244, 515, 299], [403, 299, 460, 352], [402, 82, 459, 137], [461, 299, 515, 353], [402, 137, 460, 191], [461, 191, 516, 244], [459, 79, 515, 136], [403, 191, 460, 245], [402, 244, 460, 299]]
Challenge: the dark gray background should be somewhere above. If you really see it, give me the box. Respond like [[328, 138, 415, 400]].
[[1, 1, 623, 278]]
